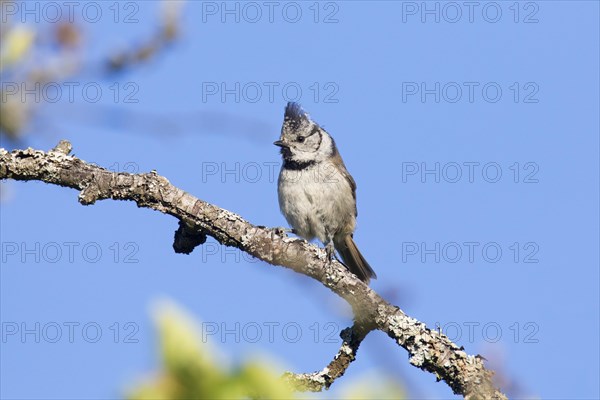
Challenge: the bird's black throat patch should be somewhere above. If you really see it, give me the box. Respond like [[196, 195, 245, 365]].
[[282, 158, 317, 171]]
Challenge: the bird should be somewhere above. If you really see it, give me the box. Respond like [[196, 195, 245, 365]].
[[274, 102, 377, 284]]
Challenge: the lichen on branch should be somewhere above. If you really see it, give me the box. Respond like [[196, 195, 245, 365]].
[[0, 141, 507, 399]]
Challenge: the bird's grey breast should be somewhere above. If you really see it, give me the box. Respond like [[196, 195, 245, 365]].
[[278, 161, 356, 243]]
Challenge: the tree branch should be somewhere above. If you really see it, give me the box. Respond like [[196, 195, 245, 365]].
[[282, 322, 372, 391], [0, 142, 507, 399]]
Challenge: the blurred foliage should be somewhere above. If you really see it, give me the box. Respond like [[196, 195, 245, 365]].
[[0, 0, 270, 150], [0, 25, 35, 68], [127, 301, 411, 400], [0, 0, 182, 141], [127, 302, 295, 400]]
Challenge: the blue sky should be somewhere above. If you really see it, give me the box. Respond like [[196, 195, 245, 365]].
[[1, 1, 599, 399]]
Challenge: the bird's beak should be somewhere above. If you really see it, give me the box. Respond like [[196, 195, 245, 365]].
[[273, 140, 288, 148]]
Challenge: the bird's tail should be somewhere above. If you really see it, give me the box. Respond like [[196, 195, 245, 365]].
[[335, 235, 377, 284]]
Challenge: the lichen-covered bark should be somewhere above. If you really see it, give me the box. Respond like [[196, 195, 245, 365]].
[[282, 323, 371, 392], [0, 142, 507, 399]]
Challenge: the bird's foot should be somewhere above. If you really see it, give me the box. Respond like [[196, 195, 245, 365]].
[[325, 241, 336, 262]]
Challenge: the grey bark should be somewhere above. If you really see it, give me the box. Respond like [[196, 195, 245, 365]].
[[0, 142, 507, 399]]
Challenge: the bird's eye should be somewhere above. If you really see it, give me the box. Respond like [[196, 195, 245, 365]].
[[297, 136, 305, 143]]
